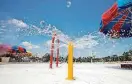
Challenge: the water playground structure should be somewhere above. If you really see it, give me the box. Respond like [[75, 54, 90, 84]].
[[0, 1, 132, 83], [48, 1, 132, 79], [49, 32, 74, 80], [49, 32, 59, 68], [0, 44, 32, 58]]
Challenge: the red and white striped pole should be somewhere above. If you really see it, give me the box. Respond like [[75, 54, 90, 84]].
[[56, 37, 59, 67], [50, 33, 56, 69]]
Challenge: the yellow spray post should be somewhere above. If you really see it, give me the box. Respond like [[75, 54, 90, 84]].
[[67, 42, 74, 80]]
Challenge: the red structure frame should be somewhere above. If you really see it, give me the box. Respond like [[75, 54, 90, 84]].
[[50, 33, 59, 68], [56, 38, 59, 67]]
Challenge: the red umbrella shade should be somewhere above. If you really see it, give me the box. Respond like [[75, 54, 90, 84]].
[[18, 46, 24, 53], [100, 2, 132, 38]]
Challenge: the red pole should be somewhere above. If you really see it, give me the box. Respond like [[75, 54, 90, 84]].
[[56, 38, 59, 67], [50, 34, 55, 69]]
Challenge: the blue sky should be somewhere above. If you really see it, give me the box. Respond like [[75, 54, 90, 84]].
[[0, 0, 132, 57]]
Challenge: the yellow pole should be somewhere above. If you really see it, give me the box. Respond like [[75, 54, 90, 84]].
[[67, 42, 74, 80]]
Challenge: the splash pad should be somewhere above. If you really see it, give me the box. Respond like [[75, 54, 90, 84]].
[[49, 31, 74, 80]]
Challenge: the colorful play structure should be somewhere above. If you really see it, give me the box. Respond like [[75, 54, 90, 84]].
[[0, 44, 32, 57], [49, 32, 74, 80]]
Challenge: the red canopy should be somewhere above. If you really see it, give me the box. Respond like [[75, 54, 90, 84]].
[[18, 46, 25, 53]]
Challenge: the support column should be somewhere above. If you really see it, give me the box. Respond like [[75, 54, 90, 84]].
[[67, 42, 74, 80], [50, 33, 56, 69], [56, 38, 59, 67]]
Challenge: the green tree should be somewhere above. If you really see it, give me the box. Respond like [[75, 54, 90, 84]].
[[123, 52, 129, 61]]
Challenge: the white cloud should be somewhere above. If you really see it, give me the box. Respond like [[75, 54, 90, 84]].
[[0, 18, 100, 56], [44, 40, 51, 47], [0, 18, 70, 40], [43, 25, 98, 50], [8, 19, 28, 28], [73, 35, 99, 49], [44, 34, 98, 50], [21, 41, 40, 50]]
